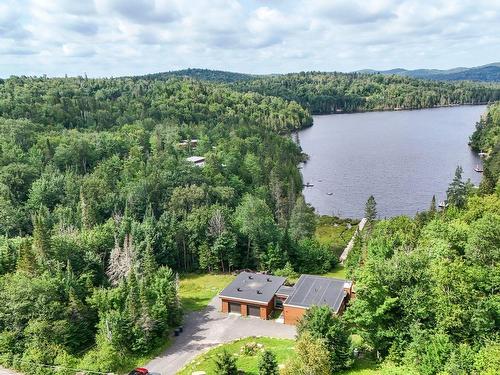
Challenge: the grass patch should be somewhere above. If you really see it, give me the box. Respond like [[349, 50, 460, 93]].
[[322, 264, 347, 279], [179, 273, 236, 312], [338, 357, 380, 375], [316, 216, 358, 257], [177, 337, 295, 375]]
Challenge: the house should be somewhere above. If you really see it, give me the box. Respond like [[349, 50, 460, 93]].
[[177, 139, 198, 149], [186, 156, 205, 167], [219, 272, 352, 325], [219, 272, 286, 320], [282, 274, 352, 325]]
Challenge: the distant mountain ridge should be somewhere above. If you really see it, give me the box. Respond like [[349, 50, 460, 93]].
[[357, 63, 500, 82]]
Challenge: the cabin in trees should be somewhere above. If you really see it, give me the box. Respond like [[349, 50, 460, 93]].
[[219, 272, 353, 325], [177, 139, 198, 149], [186, 156, 205, 167]]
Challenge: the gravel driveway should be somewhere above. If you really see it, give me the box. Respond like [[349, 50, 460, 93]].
[[146, 297, 296, 375]]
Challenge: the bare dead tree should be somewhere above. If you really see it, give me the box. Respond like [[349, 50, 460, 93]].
[[207, 208, 226, 238], [106, 233, 133, 285]]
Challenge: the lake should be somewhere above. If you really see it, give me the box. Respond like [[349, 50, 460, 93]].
[[298, 105, 486, 218]]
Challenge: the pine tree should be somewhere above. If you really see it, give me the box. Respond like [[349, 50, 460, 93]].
[[446, 166, 467, 208], [215, 350, 238, 375], [126, 270, 140, 323], [365, 195, 377, 223], [17, 238, 37, 274], [430, 195, 437, 214], [258, 350, 279, 375], [289, 195, 316, 241], [31, 208, 51, 266], [142, 239, 158, 278]]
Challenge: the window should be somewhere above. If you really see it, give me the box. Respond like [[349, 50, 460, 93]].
[[275, 298, 283, 309]]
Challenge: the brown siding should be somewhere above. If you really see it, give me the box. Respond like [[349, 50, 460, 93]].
[[259, 299, 273, 320], [283, 305, 307, 325], [221, 297, 272, 320]]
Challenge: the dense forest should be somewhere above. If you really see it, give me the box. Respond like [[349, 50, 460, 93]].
[[470, 102, 500, 194], [137, 68, 256, 83], [233, 72, 500, 114], [0, 73, 498, 374], [0, 76, 323, 373], [340, 102, 500, 374]]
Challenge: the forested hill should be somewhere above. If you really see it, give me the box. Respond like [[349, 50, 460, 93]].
[[470, 102, 500, 193], [359, 63, 500, 82], [0, 75, 317, 373], [130, 68, 500, 115], [0, 76, 311, 132], [137, 68, 256, 83], [341, 102, 500, 375], [232, 72, 500, 114]]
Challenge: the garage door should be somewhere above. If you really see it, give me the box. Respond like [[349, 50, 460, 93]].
[[228, 302, 241, 314], [248, 305, 260, 317]]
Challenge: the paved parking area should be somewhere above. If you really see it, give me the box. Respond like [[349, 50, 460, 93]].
[[146, 297, 296, 374]]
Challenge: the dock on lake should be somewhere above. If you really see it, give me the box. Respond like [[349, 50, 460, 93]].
[[340, 218, 367, 264]]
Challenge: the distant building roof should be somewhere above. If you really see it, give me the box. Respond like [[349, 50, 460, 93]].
[[219, 272, 286, 304], [284, 275, 352, 313], [186, 156, 205, 164]]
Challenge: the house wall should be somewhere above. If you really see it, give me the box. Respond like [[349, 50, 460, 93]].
[[220, 298, 272, 320], [221, 299, 229, 313], [283, 305, 307, 325]]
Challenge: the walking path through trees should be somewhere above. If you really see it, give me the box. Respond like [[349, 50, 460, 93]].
[[339, 218, 367, 263]]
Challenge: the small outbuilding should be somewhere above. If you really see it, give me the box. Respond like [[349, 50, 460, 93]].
[[186, 156, 205, 167]]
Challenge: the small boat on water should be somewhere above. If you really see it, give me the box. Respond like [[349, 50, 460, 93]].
[[474, 164, 484, 173], [478, 151, 488, 158], [438, 201, 447, 209], [327, 192, 333, 196], [303, 182, 314, 187]]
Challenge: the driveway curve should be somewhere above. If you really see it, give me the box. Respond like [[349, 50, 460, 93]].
[[146, 297, 296, 374]]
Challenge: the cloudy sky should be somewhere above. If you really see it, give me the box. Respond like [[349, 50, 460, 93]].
[[1, 0, 499, 77]]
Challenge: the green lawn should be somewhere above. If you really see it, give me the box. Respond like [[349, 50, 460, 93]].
[[315, 216, 358, 257], [179, 273, 236, 312], [322, 264, 347, 279], [177, 337, 295, 375], [339, 357, 380, 375]]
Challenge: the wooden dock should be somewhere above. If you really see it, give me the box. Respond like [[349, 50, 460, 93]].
[[339, 218, 367, 264]]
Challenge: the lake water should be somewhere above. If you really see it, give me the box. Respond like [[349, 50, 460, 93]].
[[298, 105, 486, 218]]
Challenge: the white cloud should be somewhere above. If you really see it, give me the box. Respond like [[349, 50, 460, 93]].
[[0, 0, 498, 76]]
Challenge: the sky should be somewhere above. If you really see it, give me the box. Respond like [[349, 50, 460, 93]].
[[1, 0, 499, 77]]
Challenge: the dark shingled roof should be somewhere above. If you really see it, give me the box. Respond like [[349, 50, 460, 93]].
[[284, 274, 352, 313], [219, 272, 286, 304]]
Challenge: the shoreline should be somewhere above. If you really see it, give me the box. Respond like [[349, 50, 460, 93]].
[[310, 102, 490, 117]]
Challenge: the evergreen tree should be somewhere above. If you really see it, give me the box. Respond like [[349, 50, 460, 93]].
[[446, 166, 467, 208], [142, 239, 158, 277], [289, 195, 316, 241], [430, 195, 437, 214], [215, 349, 238, 375], [126, 270, 140, 323], [31, 207, 52, 266], [258, 349, 279, 375], [16, 238, 37, 274], [365, 195, 377, 223]]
